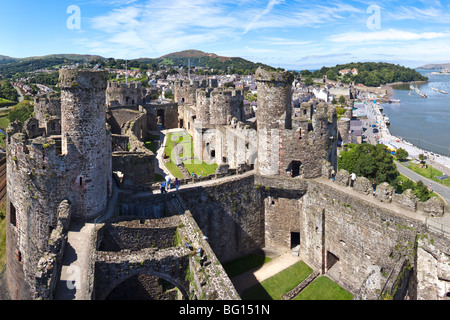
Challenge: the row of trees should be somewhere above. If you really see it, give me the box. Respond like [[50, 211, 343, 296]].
[[338, 143, 432, 201]]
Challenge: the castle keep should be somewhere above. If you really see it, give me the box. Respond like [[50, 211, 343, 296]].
[[2, 68, 450, 300]]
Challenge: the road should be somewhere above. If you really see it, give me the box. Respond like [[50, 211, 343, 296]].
[[395, 161, 450, 205]]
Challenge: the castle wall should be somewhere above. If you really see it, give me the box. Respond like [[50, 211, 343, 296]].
[[6, 134, 75, 299], [177, 175, 265, 263], [174, 80, 198, 105], [144, 102, 179, 130], [106, 81, 144, 107], [414, 233, 450, 300], [256, 175, 427, 297], [34, 95, 61, 126]]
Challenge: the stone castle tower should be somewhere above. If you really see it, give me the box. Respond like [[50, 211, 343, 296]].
[[255, 67, 337, 177], [59, 69, 112, 220], [5, 70, 112, 299]]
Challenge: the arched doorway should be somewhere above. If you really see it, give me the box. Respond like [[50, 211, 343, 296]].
[[104, 272, 188, 300]]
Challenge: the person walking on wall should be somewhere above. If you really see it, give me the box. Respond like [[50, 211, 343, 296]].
[[331, 169, 336, 182], [175, 178, 179, 191], [165, 174, 171, 190], [160, 181, 166, 194], [372, 179, 377, 196], [350, 172, 356, 187]]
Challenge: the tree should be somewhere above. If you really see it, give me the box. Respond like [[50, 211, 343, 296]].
[[337, 143, 398, 184], [338, 95, 346, 105], [326, 69, 337, 81], [414, 180, 431, 202], [8, 101, 34, 123], [303, 77, 313, 86], [395, 148, 408, 161], [164, 90, 174, 100]]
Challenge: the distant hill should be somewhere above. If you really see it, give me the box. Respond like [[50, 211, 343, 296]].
[[0, 50, 273, 78], [417, 62, 450, 70], [150, 49, 272, 74], [159, 49, 231, 62], [0, 55, 19, 65]]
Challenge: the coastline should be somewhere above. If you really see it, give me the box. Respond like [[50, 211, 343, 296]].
[[368, 99, 450, 174]]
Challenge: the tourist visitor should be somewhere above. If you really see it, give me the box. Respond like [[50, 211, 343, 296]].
[[350, 172, 356, 187], [331, 169, 336, 182], [175, 178, 179, 191], [161, 181, 166, 194], [372, 179, 377, 195], [165, 174, 171, 189]]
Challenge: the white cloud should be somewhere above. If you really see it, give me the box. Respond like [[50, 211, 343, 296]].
[[243, 0, 285, 34], [329, 29, 448, 43]]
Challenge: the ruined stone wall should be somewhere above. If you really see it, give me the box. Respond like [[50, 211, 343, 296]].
[[177, 175, 265, 263], [34, 200, 72, 300], [106, 81, 144, 107], [300, 180, 424, 296], [34, 95, 61, 126], [6, 134, 77, 299], [279, 102, 337, 178], [254, 174, 435, 298], [107, 107, 143, 135], [174, 80, 199, 105], [144, 102, 179, 130], [112, 106, 155, 189], [414, 233, 450, 300], [338, 117, 351, 145]]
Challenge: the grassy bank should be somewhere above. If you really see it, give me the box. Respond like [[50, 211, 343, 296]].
[[164, 131, 217, 178], [241, 261, 313, 300], [403, 161, 450, 187], [293, 276, 353, 300]]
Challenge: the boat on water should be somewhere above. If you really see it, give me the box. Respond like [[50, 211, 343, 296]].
[[384, 117, 390, 125], [431, 87, 439, 92], [439, 90, 448, 94], [388, 99, 401, 103]]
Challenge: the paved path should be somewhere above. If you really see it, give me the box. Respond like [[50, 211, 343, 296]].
[[395, 161, 450, 205], [230, 250, 301, 295], [54, 222, 95, 300], [54, 180, 119, 300]]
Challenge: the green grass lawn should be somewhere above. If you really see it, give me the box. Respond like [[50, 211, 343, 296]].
[[404, 161, 450, 187], [241, 261, 313, 300], [293, 276, 353, 300], [144, 134, 161, 153], [223, 253, 272, 278], [164, 131, 217, 178]]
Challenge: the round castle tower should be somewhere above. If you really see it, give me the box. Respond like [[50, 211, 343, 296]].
[[59, 69, 112, 221], [255, 67, 294, 175], [5, 70, 112, 299]]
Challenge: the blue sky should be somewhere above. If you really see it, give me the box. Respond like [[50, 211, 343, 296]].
[[1, 0, 450, 69]]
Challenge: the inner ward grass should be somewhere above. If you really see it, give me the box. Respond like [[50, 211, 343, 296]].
[[241, 261, 313, 300]]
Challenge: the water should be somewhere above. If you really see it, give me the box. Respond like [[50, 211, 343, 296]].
[[381, 70, 450, 157]]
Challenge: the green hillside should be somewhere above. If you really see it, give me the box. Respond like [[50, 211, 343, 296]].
[[302, 62, 428, 86]]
